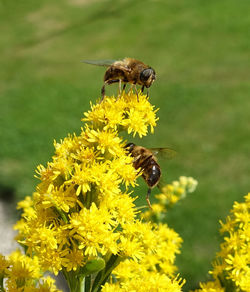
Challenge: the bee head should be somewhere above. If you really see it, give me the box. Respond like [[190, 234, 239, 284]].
[[124, 143, 135, 153], [140, 68, 156, 87]]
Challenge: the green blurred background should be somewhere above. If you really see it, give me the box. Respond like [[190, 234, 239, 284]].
[[0, 0, 249, 290]]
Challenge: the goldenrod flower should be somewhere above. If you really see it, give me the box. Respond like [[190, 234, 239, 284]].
[[13, 92, 185, 291], [194, 281, 225, 292], [108, 222, 184, 290], [0, 250, 61, 292], [143, 176, 198, 223], [195, 193, 250, 292], [83, 91, 158, 137], [37, 277, 61, 292], [0, 253, 9, 275], [159, 176, 198, 206], [102, 273, 185, 292]]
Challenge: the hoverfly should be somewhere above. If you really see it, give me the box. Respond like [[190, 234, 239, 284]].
[[125, 143, 176, 209], [83, 58, 156, 102]]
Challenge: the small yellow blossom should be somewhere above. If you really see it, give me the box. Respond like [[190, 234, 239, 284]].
[[62, 248, 85, 272], [68, 203, 119, 256], [195, 193, 250, 292], [6, 250, 41, 281], [159, 176, 198, 207], [0, 250, 62, 292], [83, 91, 158, 138], [0, 253, 9, 275], [144, 176, 198, 223], [102, 272, 184, 292], [1, 251, 62, 292], [194, 281, 225, 292], [37, 276, 61, 292]]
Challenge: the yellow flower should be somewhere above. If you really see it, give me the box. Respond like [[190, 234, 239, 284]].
[[160, 176, 198, 207], [194, 281, 225, 292], [122, 108, 149, 137], [109, 221, 184, 290], [219, 216, 234, 234], [0, 253, 9, 275], [4, 250, 42, 290], [67, 163, 92, 195], [102, 192, 137, 225], [144, 176, 198, 224], [83, 98, 125, 131], [196, 193, 250, 291], [225, 253, 248, 283], [142, 203, 164, 222], [110, 155, 138, 188], [14, 91, 188, 291], [62, 248, 85, 272], [37, 276, 62, 292], [102, 272, 184, 292], [84, 127, 123, 156], [16, 196, 37, 220], [68, 203, 119, 256], [83, 91, 158, 138], [21, 225, 58, 253], [209, 260, 226, 279]]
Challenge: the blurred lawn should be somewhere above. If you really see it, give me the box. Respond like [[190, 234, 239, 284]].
[[0, 0, 250, 290]]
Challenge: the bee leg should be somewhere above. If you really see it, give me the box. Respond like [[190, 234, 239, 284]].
[[123, 83, 126, 92], [116, 79, 124, 101], [133, 83, 139, 101], [104, 79, 120, 100], [146, 188, 153, 209], [141, 85, 144, 94], [136, 167, 144, 176], [118, 79, 122, 95], [107, 79, 120, 85], [100, 84, 106, 103], [146, 88, 149, 98]]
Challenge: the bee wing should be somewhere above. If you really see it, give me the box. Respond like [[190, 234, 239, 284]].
[[81, 59, 116, 67], [150, 148, 177, 159]]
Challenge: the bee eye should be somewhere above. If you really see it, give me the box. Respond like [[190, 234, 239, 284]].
[[124, 143, 135, 152], [140, 69, 152, 82]]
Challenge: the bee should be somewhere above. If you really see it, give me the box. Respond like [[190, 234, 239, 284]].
[[82, 58, 156, 102], [125, 143, 176, 209]]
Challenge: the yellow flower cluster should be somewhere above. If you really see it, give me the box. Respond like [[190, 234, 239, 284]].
[[102, 275, 183, 292], [13, 92, 184, 291], [0, 250, 61, 292], [142, 176, 198, 222], [194, 193, 250, 292], [102, 222, 184, 291], [83, 91, 158, 137]]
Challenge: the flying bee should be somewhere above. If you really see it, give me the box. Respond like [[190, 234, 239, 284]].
[[125, 143, 176, 209], [82, 58, 156, 102]]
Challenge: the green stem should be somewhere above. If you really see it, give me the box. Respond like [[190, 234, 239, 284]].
[[63, 270, 85, 292], [80, 276, 85, 292], [85, 275, 91, 291], [55, 206, 69, 223], [0, 276, 5, 292], [91, 255, 121, 292], [86, 191, 91, 209]]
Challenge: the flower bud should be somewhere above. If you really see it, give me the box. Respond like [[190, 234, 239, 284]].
[[81, 258, 105, 275]]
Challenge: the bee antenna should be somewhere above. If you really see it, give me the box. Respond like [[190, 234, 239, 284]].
[[146, 188, 153, 210]]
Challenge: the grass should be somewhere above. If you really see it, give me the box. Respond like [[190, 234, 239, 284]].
[[1, 0, 250, 290]]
